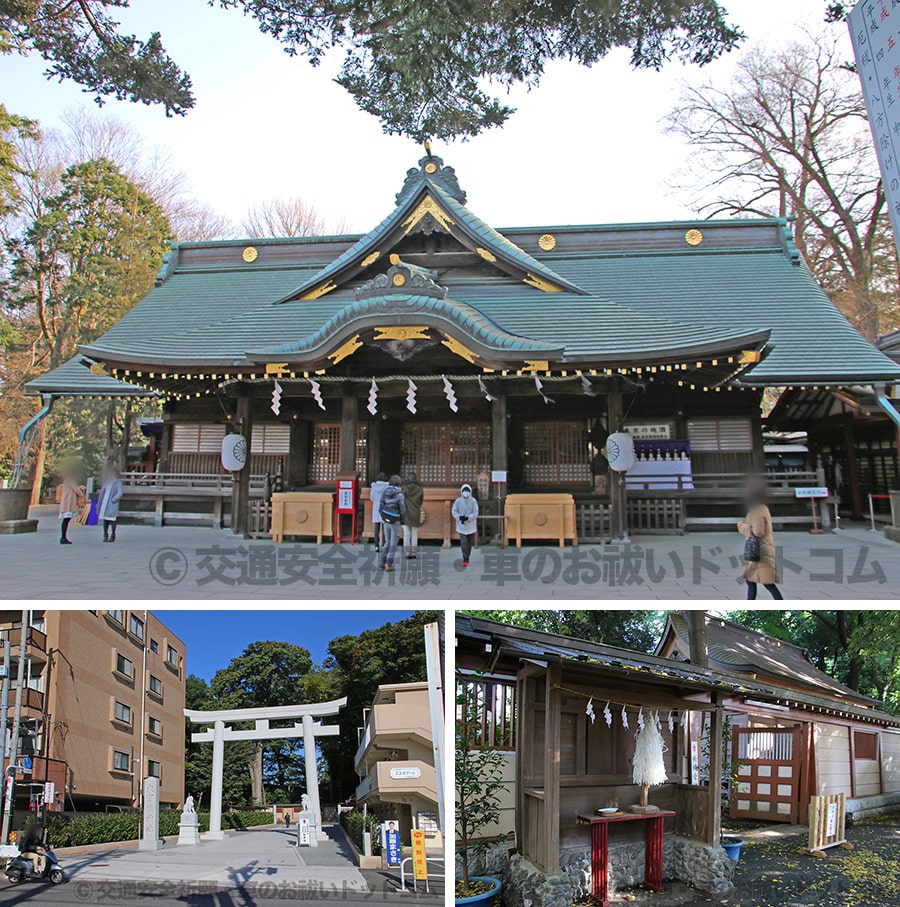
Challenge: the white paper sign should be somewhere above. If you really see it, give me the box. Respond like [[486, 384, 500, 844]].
[[826, 802, 837, 837], [849, 1, 900, 260]]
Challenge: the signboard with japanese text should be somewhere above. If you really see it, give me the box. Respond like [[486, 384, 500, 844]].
[[849, 0, 900, 257], [298, 817, 311, 846], [412, 829, 428, 880], [795, 487, 829, 498], [624, 423, 672, 441], [383, 823, 402, 866]]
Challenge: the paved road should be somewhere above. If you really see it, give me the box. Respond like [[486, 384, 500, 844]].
[[2, 508, 898, 599]]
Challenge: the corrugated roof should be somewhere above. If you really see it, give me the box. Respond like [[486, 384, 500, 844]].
[[25, 356, 160, 398]]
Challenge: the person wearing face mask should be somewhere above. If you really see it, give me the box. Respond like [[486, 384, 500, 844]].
[[452, 483, 479, 567]]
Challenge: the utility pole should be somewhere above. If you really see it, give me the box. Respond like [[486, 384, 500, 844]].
[[0, 640, 11, 830], [2, 612, 29, 844], [424, 621, 445, 837]]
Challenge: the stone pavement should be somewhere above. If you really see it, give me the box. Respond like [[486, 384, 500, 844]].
[[2, 506, 898, 599], [60, 824, 369, 896]]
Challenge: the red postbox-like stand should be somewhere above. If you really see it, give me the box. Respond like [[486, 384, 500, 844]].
[[334, 475, 360, 543]]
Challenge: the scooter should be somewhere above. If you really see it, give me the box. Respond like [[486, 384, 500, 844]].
[[5, 846, 66, 885]]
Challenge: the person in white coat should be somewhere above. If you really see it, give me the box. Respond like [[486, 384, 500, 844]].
[[98, 465, 124, 543], [451, 483, 479, 567], [369, 472, 389, 552]]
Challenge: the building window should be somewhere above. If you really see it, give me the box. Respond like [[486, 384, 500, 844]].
[[687, 418, 753, 452], [854, 731, 878, 760], [166, 645, 178, 666], [148, 675, 163, 696], [129, 614, 144, 640], [107, 609, 124, 624], [250, 424, 291, 454], [522, 421, 591, 485], [115, 653, 133, 678], [114, 701, 132, 724], [310, 423, 368, 483], [171, 423, 226, 453], [456, 675, 517, 749], [149, 639, 159, 654], [148, 717, 162, 737], [147, 760, 161, 778], [112, 750, 130, 772], [401, 422, 491, 485]]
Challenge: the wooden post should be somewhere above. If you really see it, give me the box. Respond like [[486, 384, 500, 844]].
[[544, 661, 562, 873], [607, 378, 628, 539], [843, 425, 863, 520], [491, 391, 508, 499], [340, 390, 358, 475], [288, 419, 310, 488], [366, 418, 381, 485], [232, 387, 253, 537], [706, 692, 723, 847]]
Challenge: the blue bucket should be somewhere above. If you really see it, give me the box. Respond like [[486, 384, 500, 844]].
[[721, 836, 744, 863]]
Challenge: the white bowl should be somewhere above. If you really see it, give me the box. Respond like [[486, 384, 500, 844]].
[[595, 807, 618, 814]]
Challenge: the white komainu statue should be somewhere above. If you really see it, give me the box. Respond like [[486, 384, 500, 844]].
[[183, 795, 195, 814], [301, 793, 312, 812]]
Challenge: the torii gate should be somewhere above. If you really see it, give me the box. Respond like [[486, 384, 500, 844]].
[[185, 697, 346, 839]]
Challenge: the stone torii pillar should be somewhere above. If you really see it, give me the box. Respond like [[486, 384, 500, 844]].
[[185, 698, 347, 840]]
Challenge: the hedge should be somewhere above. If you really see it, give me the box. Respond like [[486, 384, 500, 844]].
[[37, 809, 274, 848], [339, 808, 382, 855]]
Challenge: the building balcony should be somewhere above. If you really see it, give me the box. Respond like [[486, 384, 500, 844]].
[[354, 697, 432, 768], [0, 625, 48, 664], [355, 760, 437, 807]]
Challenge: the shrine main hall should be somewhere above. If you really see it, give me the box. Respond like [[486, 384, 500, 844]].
[[28, 153, 900, 540]]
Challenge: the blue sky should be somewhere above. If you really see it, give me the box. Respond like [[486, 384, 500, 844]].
[[154, 609, 416, 681], [0, 0, 837, 231]]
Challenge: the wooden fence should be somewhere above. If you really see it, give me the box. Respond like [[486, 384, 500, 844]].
[[801, 792, 853, 858]]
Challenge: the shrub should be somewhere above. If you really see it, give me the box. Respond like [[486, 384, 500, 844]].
[[339, 808, 381, 855], [40, 809, 273, 848]]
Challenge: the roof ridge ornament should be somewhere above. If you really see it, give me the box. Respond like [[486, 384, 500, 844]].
[[396, 150, 467, 206], [355, 254, 449, 301]]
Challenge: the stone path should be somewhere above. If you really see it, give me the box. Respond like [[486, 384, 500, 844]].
[[2, 506, 898, 599]]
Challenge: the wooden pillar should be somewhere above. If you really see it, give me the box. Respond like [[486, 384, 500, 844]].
[[288, 419, 310, 489], [231, 387, 253, 537], [544, 661, 562, 872], [340, 390, 359, 475], [158, 420, 172, 473], [843, 424, 863, 520], [491, 391, 508, 500], [366, 418, 381, 485], [607, 378, 629, 539], [706, 693, 723, 846]]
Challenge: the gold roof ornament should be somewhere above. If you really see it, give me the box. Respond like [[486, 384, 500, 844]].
[[265, 363, 289, 377], [402, 195, 455, 234], [685, 229, 703, 246], [524, 273, 563, 293], [441, 335, 477, 363], [476, 247, 497, 262], [301, 280, 338, 300], [242, 246, 259, 263], [373, 326, 431, 341], [327, 335, 363, 365], [538, 234, 557, 251], [361, 251, 381, 267], [522, 360, 550, 373], [739, 349, 762, 364]]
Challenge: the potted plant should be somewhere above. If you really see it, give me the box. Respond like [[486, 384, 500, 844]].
[[629, 717, 668, 813], [456, 677, 507, 905]]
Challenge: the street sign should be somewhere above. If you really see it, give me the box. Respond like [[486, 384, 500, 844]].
[[795, 487, 828, 499], [384, 823, 402, 867], [43, 782, 55, 805], [21, 756, 32, 772], [411, 829, 428, 881]]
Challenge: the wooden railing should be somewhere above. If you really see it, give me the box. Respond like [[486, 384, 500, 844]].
[[121, 472, 269, 494]]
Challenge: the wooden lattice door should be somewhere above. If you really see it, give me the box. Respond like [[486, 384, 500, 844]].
[[731, 726, 801, 823]]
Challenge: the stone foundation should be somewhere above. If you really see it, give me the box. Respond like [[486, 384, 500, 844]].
[[0, 519, 38, 534], [458, 836, 735, 905], [847, 791, 900, 821]]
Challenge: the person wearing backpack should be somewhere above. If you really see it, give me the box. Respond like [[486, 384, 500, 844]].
[[402, 472, 424, 559], [378, 475, 406, 572], [452, 483, 479, 567], [369, 472, 389, 552]]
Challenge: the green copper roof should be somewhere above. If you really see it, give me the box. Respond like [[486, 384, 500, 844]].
[[25, 355, 160, 397]]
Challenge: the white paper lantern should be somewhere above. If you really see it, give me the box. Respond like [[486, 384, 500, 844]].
[[221, 434, 247, 472], [606, 432, 635, 472]]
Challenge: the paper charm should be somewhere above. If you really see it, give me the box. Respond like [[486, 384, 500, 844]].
[[310, 379, 326, 411], [535, 375, 555, 405], [680, 710, 689, 729], [621, 705, 629, 729], [478, 376, 496, 403], [603, 702, 613, 727], [654, 710, 662, 729], [581, 375, 597, 397], [270, 379, 283, 416], [367, 378, 378, 416], [443, 376, 459, 413], [586, 697, 596, 724], [406, 378, 418, 414], [637, 707, 645, 731], [667, 710, 675, 734]]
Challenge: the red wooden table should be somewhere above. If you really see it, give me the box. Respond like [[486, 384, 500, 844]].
[[576, 810, 676, 906]]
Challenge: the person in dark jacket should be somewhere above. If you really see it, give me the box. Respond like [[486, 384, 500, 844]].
[[402, 472, 424, 559], [378, 475, 406, 572]]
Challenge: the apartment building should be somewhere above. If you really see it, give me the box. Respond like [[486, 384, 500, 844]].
[[354, 681, 441, 850], [0, 610, 186, 812]]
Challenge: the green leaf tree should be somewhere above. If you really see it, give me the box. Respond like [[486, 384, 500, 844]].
[[209, 641, 315, 805], [0, 0, 194, 115], [217, 0, 742, 140]]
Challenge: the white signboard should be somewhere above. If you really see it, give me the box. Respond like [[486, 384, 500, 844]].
[[338, 487, 354, 510], [625, 423, 672, 440], [298, 817, 311, 846], [795, 487, 829, 499], [826, 802, 838, 837], [491, 471, 508, 483], [43, 782, 55, 805], [849, 1, 900, 259], [389, 766, 421, 780]]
